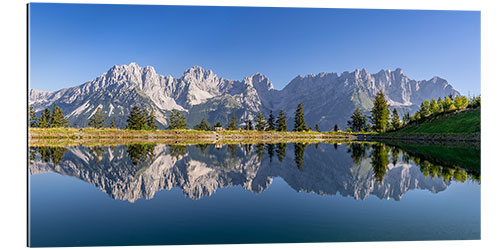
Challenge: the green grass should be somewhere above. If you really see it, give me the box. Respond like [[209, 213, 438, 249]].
[[391, 109, 480, 134]]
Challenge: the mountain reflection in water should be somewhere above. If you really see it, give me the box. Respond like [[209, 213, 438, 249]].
[[29, 142, 480, 203]]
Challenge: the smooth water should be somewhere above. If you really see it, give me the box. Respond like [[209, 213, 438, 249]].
[[28, 142, 480, 247]]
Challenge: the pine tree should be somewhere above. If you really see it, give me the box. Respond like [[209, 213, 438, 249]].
[[110, 120, 116, 128], [29, 106, 38, 127], [140, 108, 149, 129], [126, 106, 145, 130], [256, 111, 267, 131], [443, 96, 455, 111], [147, 108, 158, 130], [177, 112, 187, 129], [38, 108, 51, 128], [315, 124, 320, 132], [227, 113, 238, 130], [454, 96, 469, 110], [347, 108, 367, 132], [370, 90, 390, 132], [390, 108, 401, 130], [49, 103, 68, 128], [88, 107, 105, 129], [276, 109, 287, 132], [267, 111, 275, 131], [403, 112, 411, 126], [334, 124, 339, 132], [195, 118, 210, 131], [244, 117, 254, 130], [419, 99, 431, 117], [294, 102, 307, 132], [430, 98, 440, 114]]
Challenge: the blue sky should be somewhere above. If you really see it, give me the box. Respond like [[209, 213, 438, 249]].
[[29, 3, 480, 95]]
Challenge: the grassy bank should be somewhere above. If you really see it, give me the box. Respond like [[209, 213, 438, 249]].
[[392, 108, 480, 134], [29, 128, 370, 146], [372, 108, 480, 143]]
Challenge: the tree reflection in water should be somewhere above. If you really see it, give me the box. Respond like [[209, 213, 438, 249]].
[[127, 144, 156, 166]]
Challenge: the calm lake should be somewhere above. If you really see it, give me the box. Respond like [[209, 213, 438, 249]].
[[28, 142, 480, 247]]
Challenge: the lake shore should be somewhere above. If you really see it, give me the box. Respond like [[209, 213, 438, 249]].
[[29, 128, 369, 146]]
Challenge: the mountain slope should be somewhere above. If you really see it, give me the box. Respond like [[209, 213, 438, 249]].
[[29, 63, 460, 130]]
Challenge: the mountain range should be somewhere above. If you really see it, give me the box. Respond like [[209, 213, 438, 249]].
[[29, 144, 449, 202], [29, 63, 460, 130]]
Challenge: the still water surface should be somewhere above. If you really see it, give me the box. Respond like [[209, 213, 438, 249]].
[[28, 142, 480, 246]]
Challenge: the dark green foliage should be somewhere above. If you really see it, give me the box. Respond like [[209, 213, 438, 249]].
[[333, 124, 338, 132], [276, 109, 287, 132], [402, 112, 411, 126], [256, 111, 267, 131], [227, 113, 238, 130], [276, 143, 287, 163], [370, 143, 389, 183], [347, 107, 368, 132], [294, 103, 307, 132], [227, 144, 237, 158], [169, 145, 187, 160], [194, 118, 211, 131], [88, 107, 106, 128], [315, 124, 320, 132], [370, 90, 390, 132], [294, 143, 306, 170], [49, 103, 68, 128], [147, 108, 158, 130], [348, 143, 368, 166], [267, 144, 274, 162], [126, 106, 146, 130], [126, 144, 156, 166], [110, 120, 116, 128], [168, 111, 187, 130], [38, 108, 51, 128], [267, 111, 275, 131], [244, 117, 253, 130], [390, 108, 401, 130], [256, 143, 265, 161], [35, 146, 68, 167], [29, 106, 38, 127]]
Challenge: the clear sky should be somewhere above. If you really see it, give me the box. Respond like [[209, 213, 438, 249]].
[[29, 3, 480, 96]]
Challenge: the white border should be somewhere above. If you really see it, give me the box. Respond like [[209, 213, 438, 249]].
[[1, 0, 498, 250]]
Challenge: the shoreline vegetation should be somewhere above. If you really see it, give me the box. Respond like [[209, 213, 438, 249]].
[[29, 128, 370, 146], [29, 91, 480, 146]]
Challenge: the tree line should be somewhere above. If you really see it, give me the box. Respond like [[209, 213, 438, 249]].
[[346, 90, 481, 133]]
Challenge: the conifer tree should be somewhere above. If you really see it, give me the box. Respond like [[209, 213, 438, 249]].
[[49, 103, 68, 127], [267, 111, 275, 131], [294, 102, 307, 132], [390, 108, 401, 130], [334, 124, 339, 132], [454, 96, 469, 110], [276, 109, 287, 132], [38, 108, 51, 128], [419, 99, 431, 117], [147, 108, 158, 130], [88, 107, 105, 129], [29, 106, 38, 127], [315, 124, 320, 132], [430, 98, 440, 114], [370, 90, 390, 132], [110, 120, 116, 129], [126, 106, 145, 130], [195, 118, 210, 131], [227, 113, 238, 130], [176, 112, 187, 129], [403, 112, 411, 126], [347, 108, 367, 132], [437, 97, 445, 111], [443, 96, 456, 111], [256, 111, 267, 131], [244, 117, 254, 130]]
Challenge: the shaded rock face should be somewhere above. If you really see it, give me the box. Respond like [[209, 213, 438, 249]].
[[29, 144, 449, 203], [29, 63, 459, 130]]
